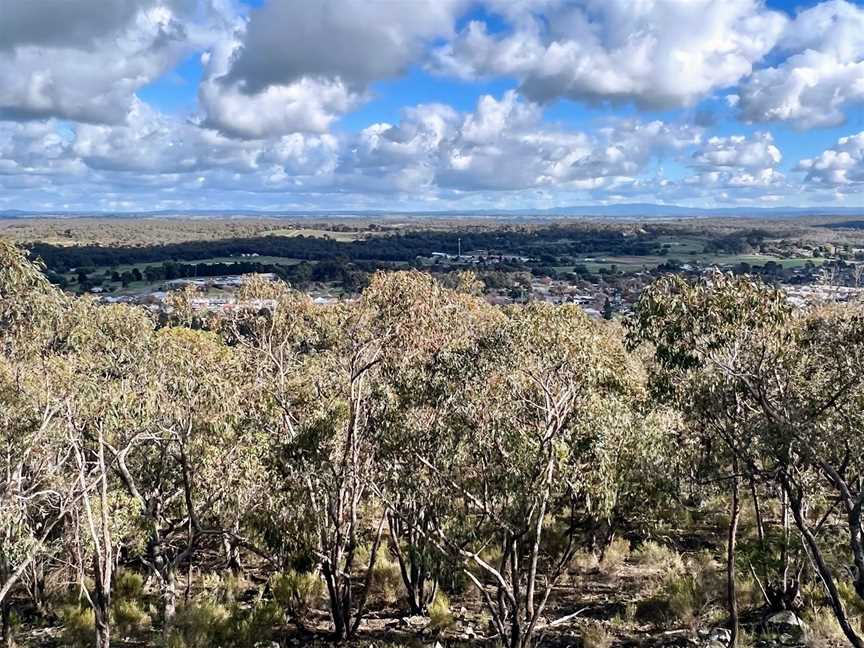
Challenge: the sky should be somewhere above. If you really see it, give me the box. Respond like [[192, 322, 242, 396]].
[[2, 0, 864, 213]]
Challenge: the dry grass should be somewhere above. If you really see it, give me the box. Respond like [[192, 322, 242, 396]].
[[631, 541, 685, 575], [581, 621, 614, 648], [600, 537, 631, 571]]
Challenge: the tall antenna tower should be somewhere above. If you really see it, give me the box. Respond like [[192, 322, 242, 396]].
[[458, 237, 462, 258]]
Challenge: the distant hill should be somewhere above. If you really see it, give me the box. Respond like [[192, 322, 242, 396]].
[[3, 204, 864, 220]]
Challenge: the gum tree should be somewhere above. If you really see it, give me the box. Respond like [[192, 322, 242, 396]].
[[229, 280, 391, 640], [630, 273, 864, 648], [416, 302, 672, 648]]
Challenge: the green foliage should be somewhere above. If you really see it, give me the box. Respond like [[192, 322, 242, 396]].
[[7, 243, 864, 648], [270, 569, 324, 626], [113, 599, 152, 637], [113, 570, 146, 602], [111, 571, 152, 637], [164, 601, 231, 648], [635, 552, 724, 628], [352, 541, 403, 606], [428, 591, 455, 632], [58, 604, 96, 648], [805, 606, 863, 648], [227, 600, 285, 648], [164, 600, 284, 648], [631, 541, 685, 574]]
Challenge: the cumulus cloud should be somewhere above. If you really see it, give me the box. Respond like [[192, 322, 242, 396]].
[[337, 91, 701, 194], [798, 132, 864, 188], [432, 0, 786, 109], [692, 132, 781, 171], [736, 0, 864, 128], [0, 88, 713, 210], [0, 97, 341, 211], [0, 120, 82, 177], [199, 0, 470, 138], [683, 131, 786, 199], [0, 0, 229, 125]]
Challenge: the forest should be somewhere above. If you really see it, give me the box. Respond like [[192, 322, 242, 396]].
[[2, 239, 864, 648]]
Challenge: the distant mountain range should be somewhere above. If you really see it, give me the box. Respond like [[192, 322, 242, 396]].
[[3, 204, 864, 220]]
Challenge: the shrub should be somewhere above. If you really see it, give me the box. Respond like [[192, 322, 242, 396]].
[[571, 550, 600, 572], [112, 570, 152, 637], [356, 543, 402, 606], [581, 621, 613, 648], [164, 601, 231, 648], [200, 573, 249, 606], [165, 599, 285, 648], [59, 604, 96, 648], [634, 553, 724, 628], [228, 600, 284, 647], [428, 591, 454, 632], [663, 573, 701, 625], [804, 607, 858, 648], [113, 599, 152, 637], [113, 570, 146, 602], [601, 537, 631, 571], [634, 598, 676, 626], [837, 581, 864, 620], [270, 569, 324, 627], [631, 541, 685, 574]]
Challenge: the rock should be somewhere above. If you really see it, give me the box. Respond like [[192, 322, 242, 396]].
[[763, 611, 807, 640], [707, 627, 731, 646], [400, 614, 430, 629]]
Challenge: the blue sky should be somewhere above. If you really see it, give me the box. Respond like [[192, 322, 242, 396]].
[[2, 0, 864, 212]]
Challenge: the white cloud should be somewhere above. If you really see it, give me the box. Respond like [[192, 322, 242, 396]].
[[337, 91, 701, 194], [682, 131, 786, 199], [736, 0, 864, 128], [692, 132, 781, 170], [798, 131, 864, 188], [432, 0, 786, 109], [199, 73, 362, 138], [0, 89, 714, 209], [0, 120, 82, 177], [0, 0, 228, 124], [199, 0, 470, 138]]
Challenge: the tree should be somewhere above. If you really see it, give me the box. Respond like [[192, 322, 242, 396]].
[[57, 300, 156, 648], [366, 271, 502, 613], [110, 326, 259, 631], [0, 243, 80, 646], [414, 302, 670, 648], [229, 279, 390, 640], [630, 273, 864, 648]]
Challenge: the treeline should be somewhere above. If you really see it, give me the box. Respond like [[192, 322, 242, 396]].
[[2, 242, 864, 648], [27, 226, 663, 273]]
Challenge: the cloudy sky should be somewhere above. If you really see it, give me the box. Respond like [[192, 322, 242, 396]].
[[2, 0, 864, 212]]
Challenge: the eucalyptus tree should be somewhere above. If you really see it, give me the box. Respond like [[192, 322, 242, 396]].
[[0, 243, 82, 644], [363, 271, 504, 613], [414, 302, 671, 648], [630, 273, 864, 648], [55, 299, 156, 648], [227, 279, 392, 640], [109, 326, 258, 629]]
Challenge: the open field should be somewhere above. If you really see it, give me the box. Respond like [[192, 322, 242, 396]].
[[0, 218, 397, 247]]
